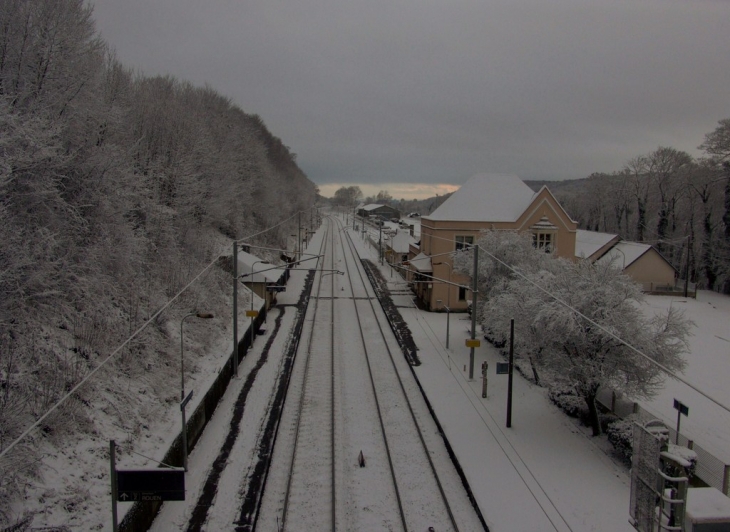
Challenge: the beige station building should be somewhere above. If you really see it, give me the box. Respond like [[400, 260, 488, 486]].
[[404, 173, 680, 312]]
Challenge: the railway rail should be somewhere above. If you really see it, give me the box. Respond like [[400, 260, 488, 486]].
[[257, 216, 483, 531]]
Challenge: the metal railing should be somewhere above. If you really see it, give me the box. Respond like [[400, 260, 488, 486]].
[[597, 388, 730, 495]]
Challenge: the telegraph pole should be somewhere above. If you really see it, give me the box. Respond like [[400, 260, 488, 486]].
[[232, 242, 238, 377], [507, 318, 514, 427], [469, 245, 478, 379], [379, 222, 383, 265]]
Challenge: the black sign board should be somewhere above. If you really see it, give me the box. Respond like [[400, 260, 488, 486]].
[[496, 362, 510, 375], [117, 469, 185, 502], [673, 399, 689, 416]]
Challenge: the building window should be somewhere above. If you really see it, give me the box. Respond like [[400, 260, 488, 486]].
[[455, 235, 474, 251], [532, 232, 554, 253], [530, 215, 557, 254], [458, 286, 467, 301]]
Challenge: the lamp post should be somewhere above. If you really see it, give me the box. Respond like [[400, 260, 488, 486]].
[[181, 311, 214, 471], [433, 261, 452, 349]]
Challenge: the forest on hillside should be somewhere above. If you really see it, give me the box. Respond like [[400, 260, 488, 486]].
[[528, 135, 730, 293], [0, 0, 317, 519]]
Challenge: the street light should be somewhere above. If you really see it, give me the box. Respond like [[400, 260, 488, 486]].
[[181, 311, 214, 471], [433, 261, 452, 349]]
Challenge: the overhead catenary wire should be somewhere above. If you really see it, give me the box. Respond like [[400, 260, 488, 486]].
[[0, 207, 318, 462], [392, 225, 730, 416], [473, 241, 730, 415]]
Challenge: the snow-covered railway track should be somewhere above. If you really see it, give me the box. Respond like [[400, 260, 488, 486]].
[[257, 215, 481, 532], [275, 217, 338, 531], [335, 217, 461, 532]]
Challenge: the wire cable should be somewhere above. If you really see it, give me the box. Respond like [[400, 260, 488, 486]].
[[0, 207, 318, 461]]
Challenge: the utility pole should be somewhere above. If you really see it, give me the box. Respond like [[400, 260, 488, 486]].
[[507, 318, 514, 428], [232, 242, 238, 377], [469, 245, 478, 379], [683, 232, 692, 298], [298, 211, 302, 261], [379, 222, 383, 265]]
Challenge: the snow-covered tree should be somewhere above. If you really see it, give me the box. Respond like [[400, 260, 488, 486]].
[[333, 185, 363, 207], [456, 231, 691, 435], [489, 257, 690, 436]]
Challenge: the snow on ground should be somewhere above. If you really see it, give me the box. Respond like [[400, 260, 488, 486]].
[[345, 217, 635, 531], [148, 248, 317, 530], [348, 217, 730, 531], [639, 291, 730, 463]]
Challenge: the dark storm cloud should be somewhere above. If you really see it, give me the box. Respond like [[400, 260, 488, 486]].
[[91, 0, 730, 189]]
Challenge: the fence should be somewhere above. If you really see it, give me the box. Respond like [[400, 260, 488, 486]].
[[642, 280, 696, 298], [597, 388, 730, 495], [117, 303, 268, 532]]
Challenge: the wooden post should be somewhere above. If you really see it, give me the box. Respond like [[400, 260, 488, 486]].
[[723, 464, 730, 496], [110, 440, 118, 532], [506, 319, 514, 428]]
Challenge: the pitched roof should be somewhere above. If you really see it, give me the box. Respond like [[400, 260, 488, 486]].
[[237, 250, 286, 283], [410, 252, 432, 272], [362, 203, 394, 211], [575, 229, 619, 260], [596, 241, 652, 270], [388, 231, 414, 254], [425, 173, 536, 222]]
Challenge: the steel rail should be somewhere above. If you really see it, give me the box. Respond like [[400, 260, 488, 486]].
[[280, 217, 335, 531], [335, 216, 460, 532]]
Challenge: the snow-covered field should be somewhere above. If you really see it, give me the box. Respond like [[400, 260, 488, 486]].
[[639, 291, 730, 463]]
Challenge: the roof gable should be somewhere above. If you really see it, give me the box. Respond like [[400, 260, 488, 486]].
[[425, 173, 536, 222], [575, 230, 620, 260], [596, 241, 666, 270]]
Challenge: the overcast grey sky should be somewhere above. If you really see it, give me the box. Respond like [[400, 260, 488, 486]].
[[90, 0, 730, 198]]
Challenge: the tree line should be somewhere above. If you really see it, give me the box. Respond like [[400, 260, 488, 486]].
[[0, 0, 317, 517], [546, 124, 730, 293]]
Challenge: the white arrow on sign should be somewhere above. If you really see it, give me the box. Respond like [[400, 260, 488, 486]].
[[119, 493, 129, 501]]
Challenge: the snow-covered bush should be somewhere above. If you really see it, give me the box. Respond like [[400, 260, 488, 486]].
[[548, 386, 589, 422], [605, 417, 635, 465]]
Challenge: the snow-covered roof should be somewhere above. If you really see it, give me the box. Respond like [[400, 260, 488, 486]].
[[409, 252, 432, 272], [425, 173, 536, 222], [362, 203, 394, 212], [686, 487, 730, 523], [388, 231, 414, 254], [575, 230, 619, 260], [596, 241, 652, 270], [237, 250, 286, 283]]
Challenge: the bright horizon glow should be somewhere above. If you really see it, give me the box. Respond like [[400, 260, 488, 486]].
[[318, 182, 460, 201]]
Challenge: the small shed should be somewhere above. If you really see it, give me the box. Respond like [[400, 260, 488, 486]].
[[596, 241, 677, 292], [237, 250, 287, 309]]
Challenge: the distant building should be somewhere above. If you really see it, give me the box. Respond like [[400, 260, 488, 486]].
[[237, 250, 288, 309], [384, 230, 415, 268], [357, 204, 400, 221], [411, 173, 577, 311], [575, 230, 680, 293]]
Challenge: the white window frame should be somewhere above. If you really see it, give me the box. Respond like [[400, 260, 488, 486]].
[[455, 235, 474, 251], [532, 231, 555, 253]]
